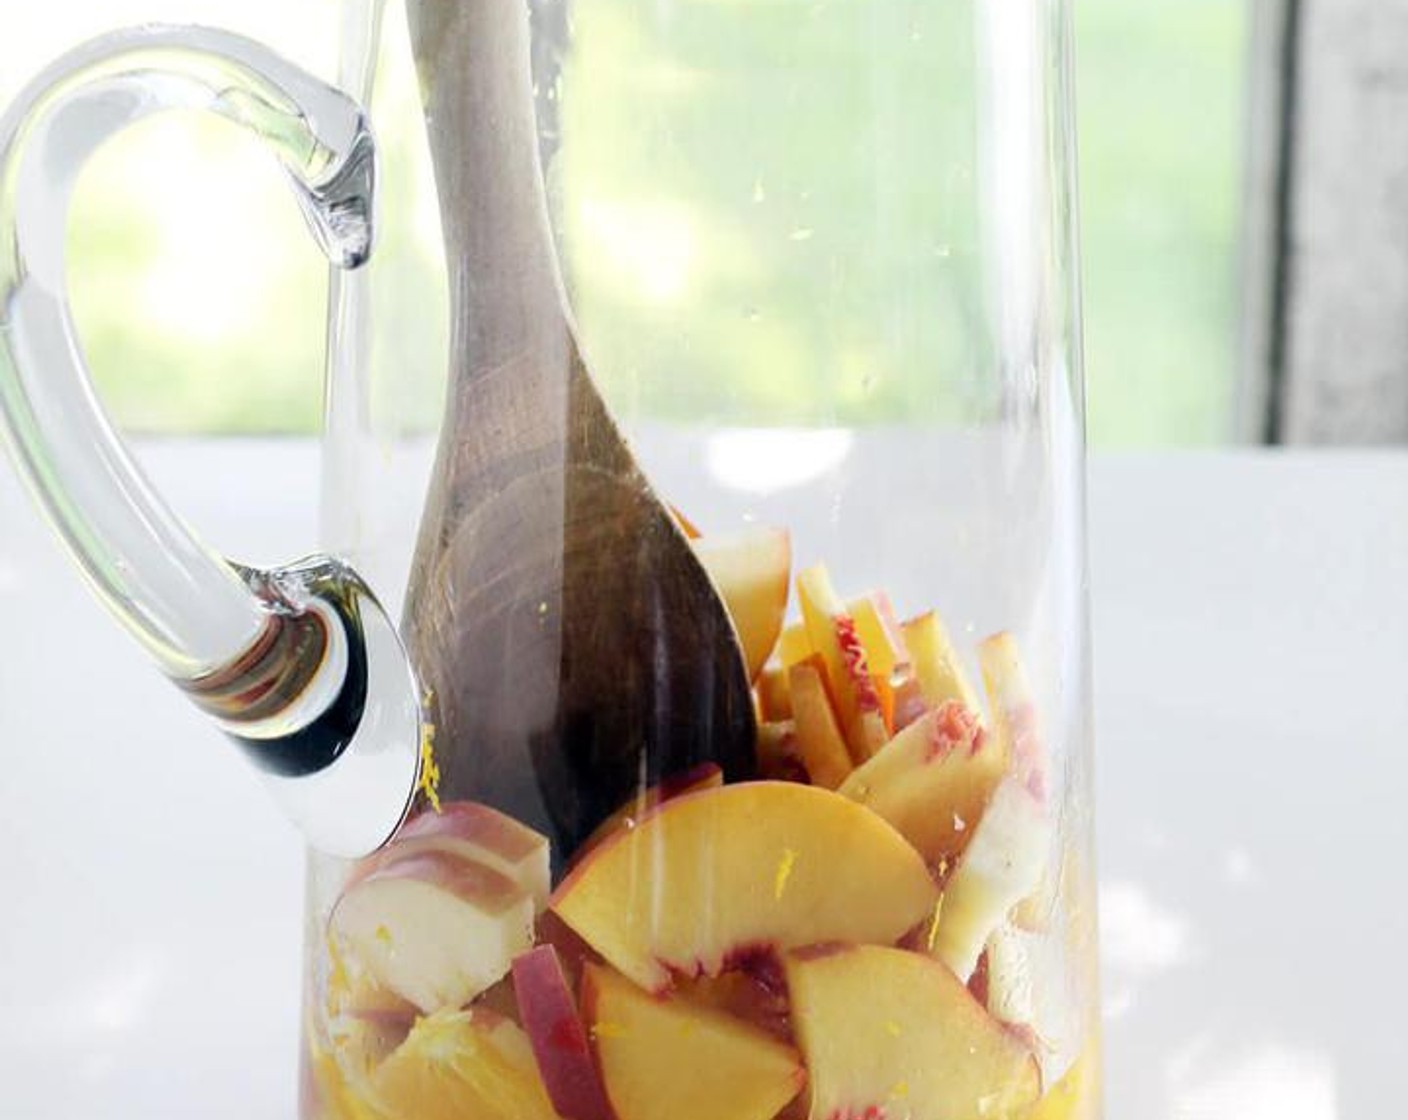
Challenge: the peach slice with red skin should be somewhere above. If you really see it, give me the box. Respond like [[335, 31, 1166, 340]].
[[978, 632, 1056, 932], [354, 801, 551, 913], [847, 591, 911, 681], [550, 781, 939, 993], [512, 946, 614, 1120], [838, 700, 1007, 868], [572, 763, 723, 866], [330, 850, 536, 1014], [789, 655, 855, 789], [756, 720, 810, 784], [582, 962, 805, 1120], [797, 565, 890, 762], [691, 527, 792, 681], [902, 611, 983, 716], [784, 944, 1041, 1120]]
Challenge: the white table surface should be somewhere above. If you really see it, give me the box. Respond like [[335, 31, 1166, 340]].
[[2, 442, 1405, 1119]]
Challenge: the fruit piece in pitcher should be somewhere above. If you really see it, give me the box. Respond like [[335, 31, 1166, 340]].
[[384, 801, 551, 912], [512, 946, 615, 1120], [331, 852, 535, 1014], [582, 963, 805, 1120], [978, 631, 1055, 930], [573, 763, 724, 864], [373, 1009, 558, 1120], [984, 923, 1037, 1035], [757, 659, 793, 721], [788, 656, 854, 789], [903, 610, 983, 714], [846, 591, 911, 681], [756, 720, 809, 784], [796, 565, 889, 761], [1029, 1046, 1100, 1120], [930, 775, 1049, 982], [838, 700, 1005, 866], [784, 944, 1041, 1120], [552, 782, 939, 993], [691, 527, 792, 680]]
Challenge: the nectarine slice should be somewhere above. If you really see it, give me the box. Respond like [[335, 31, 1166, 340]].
[[551, 782, 939, 992], [838, 700, 1007, 867], [1029, 1047, 1100, 1120], [756, 720, 809, 783], [902, 611, 983, 715], [757, 659, 793, 721], [847, 591, 911, 680], [777, 622, 812, 667], [785, 944, 1041, 1120], [789, 656, 855, 789], [582, 963, 805, 1120], [513, 946, 614, 1120], [384, 801, 551, 913], [372, 1009, 558, 1120], [796, 565, 889, 762], [573, 763, 723, 865], [691, 527, 792, 680], [330, 851, 535, 1014], [978, 632, 1055, 931], [930, 776, 1049, 982]]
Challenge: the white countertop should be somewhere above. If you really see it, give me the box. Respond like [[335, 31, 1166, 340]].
[[2, 442, 1405, 1118]]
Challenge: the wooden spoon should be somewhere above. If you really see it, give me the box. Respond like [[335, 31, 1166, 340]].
[[403, 0, 757, 864]]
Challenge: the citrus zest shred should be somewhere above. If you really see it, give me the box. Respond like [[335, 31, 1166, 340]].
[[591, 1021, 630, 1040], [774, 848, 799, 901], [418, 717, 442, 813], [926, 895, 945, 952]]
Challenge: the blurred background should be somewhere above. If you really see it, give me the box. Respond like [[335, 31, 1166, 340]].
[[0, 0, 1252, 446]]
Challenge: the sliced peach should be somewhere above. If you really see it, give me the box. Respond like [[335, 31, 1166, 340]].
[[788, 656, 854, 789], [756, 720, 809, 783], [573, 763, 723, 865], [847, 591, 911, 680], [902, 610, 983, 715], [777, 622, 812, 667], [838, 700, 1007, 868], [796, 565, 888, 762], [381, 801, 551, 913], [372, 1009, 558, 1120], [785, 944, 1040, 1120], [551, 782, 939, 993], [673, 969, 793, 1044], [513, 946, 614, 1120], [1034, 1046, 1101, 1120], [889, 672, 930, 732], [582, 963, 805, 1120], [330, 851, 535, 1014], [978, 632, 1055, 929], [691, 527, 791, 680], [757, 659, 793, 721], [985, 923, 1036, 1032], [930, 775, 1049, 982]]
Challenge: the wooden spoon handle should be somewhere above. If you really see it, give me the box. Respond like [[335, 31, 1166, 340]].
[[408, 0, 567, 375]]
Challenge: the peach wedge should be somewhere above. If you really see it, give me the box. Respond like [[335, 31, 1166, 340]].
[[582, 963, 805, 1120], [551, 782, 939, 992], [372, 1010, 558, 1120], [797, 565, 889, 761], [785, 944, 1040, 1120], [691, 527, 792, 680], [903, 611, 983, 715], [838, 700, 1007, 868]]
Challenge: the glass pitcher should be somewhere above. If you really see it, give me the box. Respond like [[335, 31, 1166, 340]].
[[0, 1, 1102, 1117]]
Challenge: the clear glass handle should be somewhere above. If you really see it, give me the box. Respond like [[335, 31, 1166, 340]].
[[0, 25, 420, 857]]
